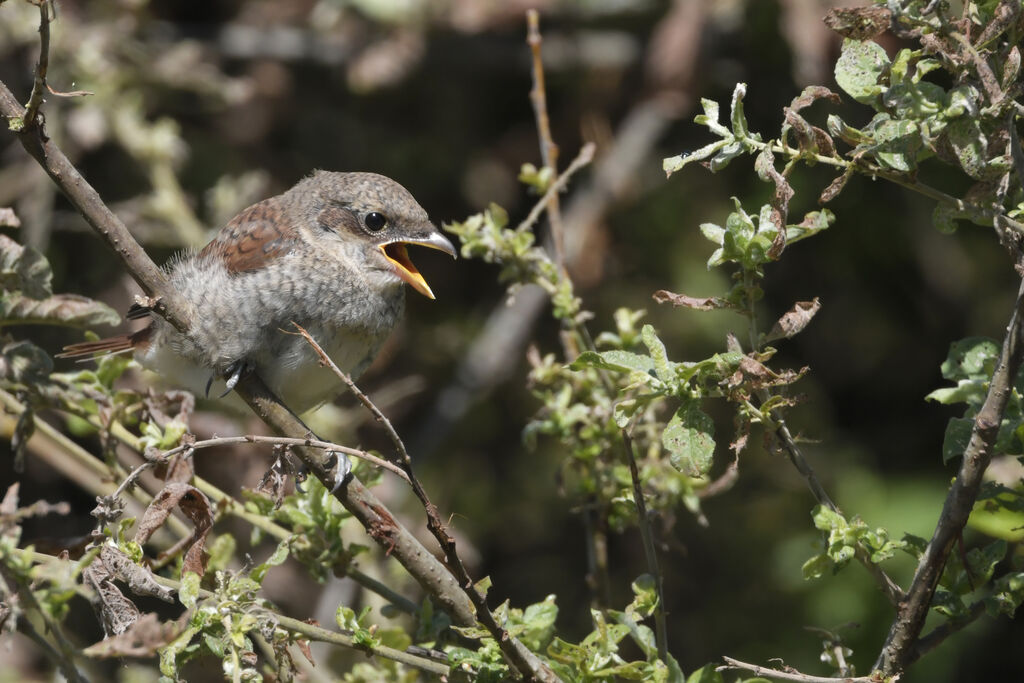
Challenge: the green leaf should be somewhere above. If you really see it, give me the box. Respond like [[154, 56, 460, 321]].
[[664, 140, 730, 176], [709, 141, 745, 171], [628, 574, 658, 619], [663, 403, 715, 476], [250, 539, 290, 584], [940, 337, 999, 381], [641, 325, 673, 385], [941, 418, 973, 463], [0, 292, 120, 328], [518, 596, 558, 651], [871, 117, 922, 171], [686, 663, 724, 683], [700, 222, 725, 245], [518, 163, 554, 192], [570, 350, 654, 375], [729, 83, 749, 139], [947, 117, 989, 179], [802, 553, 831, 580], [925, 379, 986, 406], [179, 571, 201, 609], [835, 38, 889, 105], [694, 97, 728, 135], [0, 235, 52, 299]]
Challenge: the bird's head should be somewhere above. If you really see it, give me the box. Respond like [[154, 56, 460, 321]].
[[305, 171, 456, 299]]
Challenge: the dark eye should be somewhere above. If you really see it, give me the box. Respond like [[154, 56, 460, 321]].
[[364, 212, 387, 232]]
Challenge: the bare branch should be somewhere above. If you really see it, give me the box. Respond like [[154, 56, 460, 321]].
[[112, 433, 412, 507], [23, 0, 53, 128], [876, 266, 1024, 676], [719, 656, 879, 683], [526, 9, 565, 268], [516, 142, 596, 234]]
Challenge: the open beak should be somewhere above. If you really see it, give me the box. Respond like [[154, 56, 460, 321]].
[[380, 231, 457, 299]]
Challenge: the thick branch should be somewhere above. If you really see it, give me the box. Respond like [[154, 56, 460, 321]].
[[875, 268, 1024, 676]]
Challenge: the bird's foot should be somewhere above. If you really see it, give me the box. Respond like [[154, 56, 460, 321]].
[[207, 360, 252, 398], [291, 452, 350, 494], [323, 450, 353, 492]]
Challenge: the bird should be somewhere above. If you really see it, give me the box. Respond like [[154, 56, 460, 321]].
[[59, 171, 457, 417]]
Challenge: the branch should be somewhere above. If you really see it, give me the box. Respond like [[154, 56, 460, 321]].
[[621, 429, 669, 663], [908, 598, 986, 665], [875, 265, 1024, 676], [516, 142, 596, 234], [23, 0, 52, 127], [294, 324, 562, 682], [718, 656, 878, 683], [526, 9, 565, 269], [114, 433, 412, 503]]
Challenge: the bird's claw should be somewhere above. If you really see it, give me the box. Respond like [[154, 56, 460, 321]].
[[324, 450, 353, 492], [216, 360, 251, 398], [291, 452, 350, 494]]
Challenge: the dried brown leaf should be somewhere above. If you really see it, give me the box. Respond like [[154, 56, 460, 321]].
[[819, 168, 853, 203], [789, 86, 841, 113], [0, 208, 19, 228], [135, 483, 212, 576], [823, 7, 891, 40], [766, 298, 822, 341], [99, 545, 175, 603], [652, 290, 732, 310], [83, 612, 183, 658], [0, 483, 18, 516], [754, 147, 793, 258], [84, 555, 141, 636]]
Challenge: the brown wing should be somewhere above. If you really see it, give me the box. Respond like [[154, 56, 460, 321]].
[[199, 196, 300, 274]]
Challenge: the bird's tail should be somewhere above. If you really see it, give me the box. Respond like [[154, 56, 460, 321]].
[[56, 327, 151, 359]]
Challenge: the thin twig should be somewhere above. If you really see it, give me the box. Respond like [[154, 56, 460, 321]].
[[291, 323, 409, 464], [294, 325, 561, 682], [115, 433, 411, 501], [909, 598, 986, 665], [516, 142, 596, 234], [620, 429, 669, 663], [45, 82, 94, 98], [718, 656, 878, 683], [526, 9, 566, 269], [876, 264, 1024, 676], [23, 0, 52, 129]]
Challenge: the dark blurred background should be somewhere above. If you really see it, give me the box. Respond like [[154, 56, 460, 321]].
[[2, 0, 1021, 680]]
